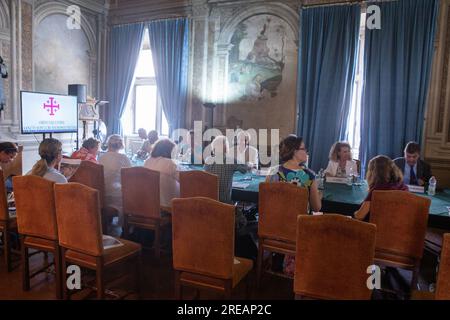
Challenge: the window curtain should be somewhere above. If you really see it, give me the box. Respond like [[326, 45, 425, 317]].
[[360, 0, 439, 175], [106, 22, 145, 135], [148, 17, 189, 135], [297, 4, 361, 172]]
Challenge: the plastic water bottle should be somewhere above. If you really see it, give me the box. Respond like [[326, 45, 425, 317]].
[[346, 166, 354, 186], [428, 176, 437, 196], [317, 169, 324, 189]]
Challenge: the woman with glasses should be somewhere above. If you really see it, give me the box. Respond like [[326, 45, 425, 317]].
[[29, 138, 67, 183], [267, 134, 321, 277]]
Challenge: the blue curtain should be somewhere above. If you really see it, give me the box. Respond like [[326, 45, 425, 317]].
[[148, 18, 189, 135], [360, 0, 438, 175], [106, 23, 145, 135], [297, 4, 361, 172]]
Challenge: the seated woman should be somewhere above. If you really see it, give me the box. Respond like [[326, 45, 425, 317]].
[[98, 135, 131, 232], [229, 130, 259, 169], [0, 142, 19, 192], [29, 138, 67, 184], [137, 130, 159, 159], [144, 139, 179, 210], [0, 142, 18, 164], [70, 137, 100, 163], [324, 141, 358, 177], [354, 155, 408, 221], [267, 135, 321, 277]]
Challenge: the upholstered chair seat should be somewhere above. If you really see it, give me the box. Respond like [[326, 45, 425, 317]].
[[122, 167, 170, 258], [294, 214, 377, 300], [179, 170, 219, 200], [54, 182, 142, 300], [13, 175, 62, 299], [172, 197, 253, 299], [370, 190, 431, 295], [257, 182, 309, 287]]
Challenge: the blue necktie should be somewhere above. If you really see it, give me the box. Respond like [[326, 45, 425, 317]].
[[410, 165, 417, 185]]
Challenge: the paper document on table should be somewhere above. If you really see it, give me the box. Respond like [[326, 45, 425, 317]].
[[407, 185, 425, 194], [326, 177, 348, 184], [232, 182, 250, 189], [102, 235, 124, 250]]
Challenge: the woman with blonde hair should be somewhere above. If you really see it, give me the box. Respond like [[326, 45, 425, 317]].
[[29, 138, 67, 183], [324, 141, 358, 177], [99, 134, 131, 234], [354, 155, 408, 221]]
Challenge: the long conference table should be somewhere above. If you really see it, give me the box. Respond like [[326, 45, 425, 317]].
[[132, 160, 450, 230]]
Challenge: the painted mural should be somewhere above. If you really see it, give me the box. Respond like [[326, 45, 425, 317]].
[[228, 15, 289, 102]]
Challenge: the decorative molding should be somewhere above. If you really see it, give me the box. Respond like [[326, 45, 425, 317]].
[[34, 0, 97, 53], [0, 0, 10, 30]]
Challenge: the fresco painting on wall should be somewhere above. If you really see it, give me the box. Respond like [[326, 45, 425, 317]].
[[228, 15, 287, 102], [34, 14, 90, 95]]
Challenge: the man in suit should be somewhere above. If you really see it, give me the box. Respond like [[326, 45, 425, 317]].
[[394, 141, 432, 186]]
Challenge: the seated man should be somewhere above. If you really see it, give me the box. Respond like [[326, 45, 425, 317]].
[[394, 141, 432, 186]]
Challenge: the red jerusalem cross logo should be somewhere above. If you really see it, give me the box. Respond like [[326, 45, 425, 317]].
[[43, 97, 60, 116]]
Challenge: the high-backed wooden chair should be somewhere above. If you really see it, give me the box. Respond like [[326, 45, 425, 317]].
[[370, 191, 430, 293], [54, 182, 142, 299], [413, 233, 450, 300], [179, 170, 219, 200], [68, 161, 118, 233], [257, 182, 309, 287], [121, 167, 169, 258], [172, 197, 253, 299], [13, 175, 62, 299], [294, 214, 377, 299], [0, 170, 17, 272]]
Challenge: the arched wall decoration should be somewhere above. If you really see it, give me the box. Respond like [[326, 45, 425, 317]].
[[211, 2, 299, 138], [34, 1, 97, 53], [33, 1, 98, 97], [0, 0, 10, 31]]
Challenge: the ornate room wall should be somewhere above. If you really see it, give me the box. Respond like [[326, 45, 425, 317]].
[[0, 0, 107, 171], [424, 0, 450, 187]]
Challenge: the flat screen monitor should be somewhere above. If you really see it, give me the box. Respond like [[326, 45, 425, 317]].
[[20, 91, 78, 134]]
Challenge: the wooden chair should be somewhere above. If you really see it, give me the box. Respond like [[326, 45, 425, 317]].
[[294, 214, 376, 300], [256, 182, 309, 287], [370, 190, 430, 294], [121, 167, 170, 258], [54, 182, 142, 299], [0, 170, 17, 272], [412, 233, 450, 300], [68, 161, 118, 233], [179, 170, 219, 200], [172, 197, 253, 299], [13, 175, 62, 299]]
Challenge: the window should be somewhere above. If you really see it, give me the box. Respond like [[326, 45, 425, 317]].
[[345, 12, 367, 160], [121, 28, 169, 136]]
